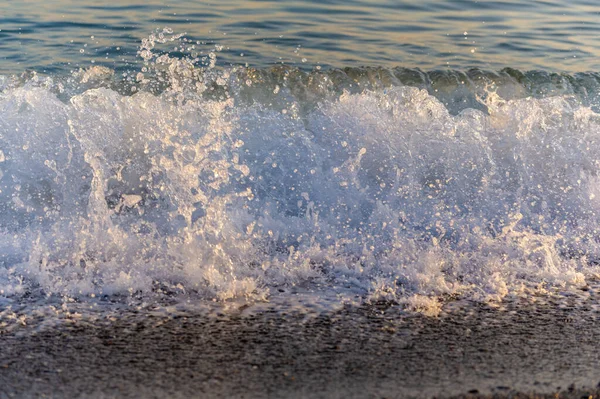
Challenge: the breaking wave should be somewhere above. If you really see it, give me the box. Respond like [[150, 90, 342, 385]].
[[2, 31, 600, 314]]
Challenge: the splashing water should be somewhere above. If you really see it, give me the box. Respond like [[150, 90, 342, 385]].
[[1, 32, 600, 316]]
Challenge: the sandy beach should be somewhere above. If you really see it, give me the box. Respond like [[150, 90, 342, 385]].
[[1, 289, 600, 399]]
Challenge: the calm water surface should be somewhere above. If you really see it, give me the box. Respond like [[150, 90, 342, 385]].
[[1, 0, 600, 74]]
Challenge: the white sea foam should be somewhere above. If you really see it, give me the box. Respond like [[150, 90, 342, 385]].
[[1, 37, 600, 316]]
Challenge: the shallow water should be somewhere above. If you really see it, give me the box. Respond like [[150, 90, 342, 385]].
[[2, 0, 600, 74], [2, 2, 600, 319]]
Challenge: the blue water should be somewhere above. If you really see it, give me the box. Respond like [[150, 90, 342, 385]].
[[2, 0, 600, 74], [2, 1, 600, 317]]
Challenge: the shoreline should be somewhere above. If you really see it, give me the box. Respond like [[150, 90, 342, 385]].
[[1, 293, 600, 398]]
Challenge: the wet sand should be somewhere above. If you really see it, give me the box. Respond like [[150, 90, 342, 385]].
[[1, 293, 600, 399]]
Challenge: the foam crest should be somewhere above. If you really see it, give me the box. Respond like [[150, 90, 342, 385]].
[[1, 38, 600, 313]]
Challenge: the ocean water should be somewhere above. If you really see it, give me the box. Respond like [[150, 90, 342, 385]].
[[3, 0, 600, 73], [2, 1, 600, 320]]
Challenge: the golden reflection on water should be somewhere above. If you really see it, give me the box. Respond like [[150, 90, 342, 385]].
[[1, 0, 600, 72]]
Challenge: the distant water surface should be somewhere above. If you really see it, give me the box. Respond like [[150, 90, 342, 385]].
[[1, 0, 600, 74]]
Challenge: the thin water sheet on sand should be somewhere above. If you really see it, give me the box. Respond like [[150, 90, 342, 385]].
[[1, 287, 600, 399]]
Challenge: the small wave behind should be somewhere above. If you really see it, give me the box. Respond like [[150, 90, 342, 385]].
[[1, 32, 600, 315]]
